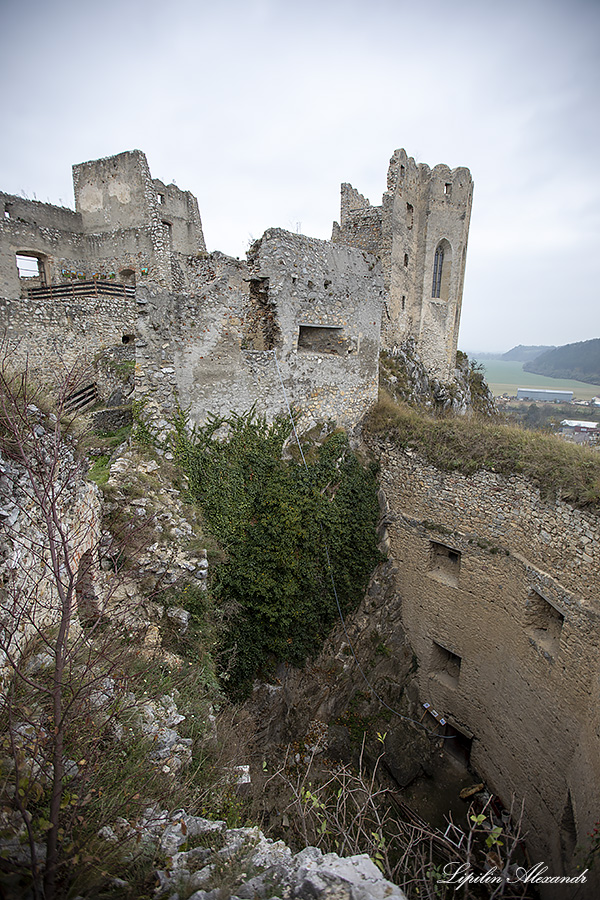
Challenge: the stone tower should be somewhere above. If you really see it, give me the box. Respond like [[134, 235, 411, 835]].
[[333, 149, 473, 381]]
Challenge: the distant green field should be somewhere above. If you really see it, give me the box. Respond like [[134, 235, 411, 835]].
[[476, 359, 600, 401]]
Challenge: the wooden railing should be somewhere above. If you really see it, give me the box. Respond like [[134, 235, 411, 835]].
[[25, 280, 135, 301]]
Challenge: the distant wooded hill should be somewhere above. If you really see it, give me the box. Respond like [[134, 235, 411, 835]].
[[523, 339, 600, 385], [501, 345, 555, 362]]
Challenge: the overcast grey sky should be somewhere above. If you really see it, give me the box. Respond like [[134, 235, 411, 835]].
[[1, 0, 598, 352]]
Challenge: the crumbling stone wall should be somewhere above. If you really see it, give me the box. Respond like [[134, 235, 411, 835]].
[[136, 229, 384, 429], [1, 150, 206, 301], [377, 445, 600, 889]]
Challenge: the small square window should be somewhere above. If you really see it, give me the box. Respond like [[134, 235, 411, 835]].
[[431, 641, 461, 687], [428, 541, 461, 587], [297, 324, 347, 355], [444, 183, 452, 196], [526, 590, 564, 658]]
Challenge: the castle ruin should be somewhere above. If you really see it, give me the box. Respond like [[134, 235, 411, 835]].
[[3, 150, 597, 893], [0, 147, 471, 427]]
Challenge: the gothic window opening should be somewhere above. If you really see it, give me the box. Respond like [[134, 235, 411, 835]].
[[432, 247, 444, 298], [432, 240, 452, 301]]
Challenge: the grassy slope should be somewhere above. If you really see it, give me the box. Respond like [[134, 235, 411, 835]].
[[364, 394, 600, 513]]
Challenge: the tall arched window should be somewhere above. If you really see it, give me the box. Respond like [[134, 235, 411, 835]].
[[432, 247, 444, 298], [431, 240, 452, 301]]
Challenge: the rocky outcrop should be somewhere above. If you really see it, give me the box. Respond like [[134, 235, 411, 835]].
[[101, 809, 407, 900], [380, 340, 496, 416]]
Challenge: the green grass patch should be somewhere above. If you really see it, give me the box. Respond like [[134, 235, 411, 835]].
[[87, 454, 111, 485]]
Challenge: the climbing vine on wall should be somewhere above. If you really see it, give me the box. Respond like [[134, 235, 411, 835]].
[[169, 408, 381, 697]]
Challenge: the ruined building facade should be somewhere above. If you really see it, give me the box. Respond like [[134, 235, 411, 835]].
[[0, 147, 469, 429]]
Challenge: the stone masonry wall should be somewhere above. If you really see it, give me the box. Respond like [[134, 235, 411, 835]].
[[136, 229, 384, 431], [0, 293, 136, 390], [378, 444, 600, 891], [0, 439, 101, 677]]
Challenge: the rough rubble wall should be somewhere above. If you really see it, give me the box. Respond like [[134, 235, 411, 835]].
[[378, 444, 600, 889], [0, 443, 101, 675], [0, 293, 136, 387], [136, 229, 383, 429]]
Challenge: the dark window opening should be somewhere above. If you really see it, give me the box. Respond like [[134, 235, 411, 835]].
[[431, 641, 461, 687], [443, 723, 472, 766], [401, 295, 406, 311], [429, 540, 461, 587], [432, 247, 444, 298], [526, 589, 564, 657], [122, 334, 135, 345], [298, 324, 347, 355], [444, 183, 452, 196], [400, 165, 405, 177], [404, 253, 409, 267], [406, 203, 414, 229]]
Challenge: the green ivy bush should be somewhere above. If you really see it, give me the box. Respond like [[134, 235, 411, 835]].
[[169, 408, 381, 698]]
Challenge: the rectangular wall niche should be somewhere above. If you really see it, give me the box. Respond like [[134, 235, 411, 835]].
[[428, 541, 461, 587], [526, 589, 564, 657], [431, 640, 461, 688], [297, 324, 348, 355]]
